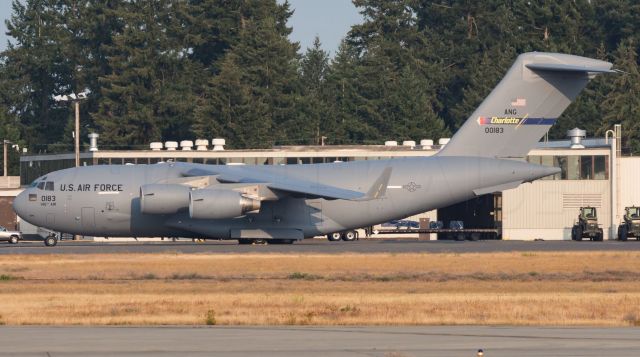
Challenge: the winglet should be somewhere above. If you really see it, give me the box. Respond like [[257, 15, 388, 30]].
[[358, 167, 392, 201]]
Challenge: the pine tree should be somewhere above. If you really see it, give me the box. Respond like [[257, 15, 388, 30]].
[[600, 40, 640, 154], [193, 0, 302, 148], [300, 37, 331, 144], [92, 0, 194, 147]]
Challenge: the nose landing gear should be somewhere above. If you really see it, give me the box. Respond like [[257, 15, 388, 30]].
[[44, 234, 58, 247]]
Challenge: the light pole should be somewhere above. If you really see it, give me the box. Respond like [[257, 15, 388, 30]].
[[53, 91, 89, 167], [3, 140, 10, 177]]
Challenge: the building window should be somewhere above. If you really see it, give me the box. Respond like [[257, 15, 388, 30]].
[[528, 155, 608, 180]]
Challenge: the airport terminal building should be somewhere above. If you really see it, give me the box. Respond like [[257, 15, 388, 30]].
[[4, 125, 639, 240]]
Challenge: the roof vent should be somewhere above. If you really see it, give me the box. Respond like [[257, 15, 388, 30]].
[[384, 141, 398, 146], [165, 141, 178, 151], [180, 140, 193, 151], [150, 142, 163, 151], [567, 128, 586, 149], [212, 138, 226, 151], [402, 140, 416, 147], [88, 133, 99, 152], [195, 139, 209, 151], [420, 139, 433, 149]]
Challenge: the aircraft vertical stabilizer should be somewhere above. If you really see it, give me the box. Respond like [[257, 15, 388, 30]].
[[437, 52, 613, 158]]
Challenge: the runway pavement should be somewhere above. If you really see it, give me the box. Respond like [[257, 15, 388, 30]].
[[1, 238, 640, 254], [0, 326, 638, 356]]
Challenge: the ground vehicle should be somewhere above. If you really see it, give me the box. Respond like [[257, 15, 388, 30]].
[[571, 207, 604, 241], [0, 225, 22, 244], [381, 220, 420, 229], [618, 206, 640, 241]]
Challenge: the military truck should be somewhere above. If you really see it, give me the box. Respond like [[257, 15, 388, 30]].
[[618, 206, 640, 241], [571, 207, 604, 241]]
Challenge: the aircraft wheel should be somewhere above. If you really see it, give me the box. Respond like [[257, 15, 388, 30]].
[[44, 235, 58, 247], [575, 227, 583, 241], [9, 235, 19, 244], [327, 232, 342, 242], [342, 230, 357, 241], [619, 226, 628, 241]]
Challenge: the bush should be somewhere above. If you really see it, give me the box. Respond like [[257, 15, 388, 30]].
[[205, 309, 216, 325]]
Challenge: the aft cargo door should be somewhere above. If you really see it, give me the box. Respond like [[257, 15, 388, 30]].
[[81, 207, 95, 229]]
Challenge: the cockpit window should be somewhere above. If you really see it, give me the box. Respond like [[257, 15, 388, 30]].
[[37, 182, 45, 190], [45, 181, 54, 191]]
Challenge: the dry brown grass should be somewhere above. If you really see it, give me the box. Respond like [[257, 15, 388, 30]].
[[1, 251, 640, 326]]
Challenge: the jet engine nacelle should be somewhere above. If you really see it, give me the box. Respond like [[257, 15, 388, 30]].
[[140, 184, 191, 214], [189, 189, 261, 219]]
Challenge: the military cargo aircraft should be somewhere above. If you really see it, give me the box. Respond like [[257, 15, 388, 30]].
[[13, 52, 613, 246]]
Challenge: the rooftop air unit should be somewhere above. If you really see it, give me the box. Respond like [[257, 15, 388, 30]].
[[150, 142, 163, 151], [180, 140, 193, 151], [195, 139, 209, 151], [165, 141, 178, 151], [212, 138, 226, 151], [88, 133, 99, 152], [420, 139, 433, 150], [567, 128, 586, 149]]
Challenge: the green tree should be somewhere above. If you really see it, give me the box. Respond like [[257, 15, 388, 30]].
[[193, 0, 302, 148], [601, 40, 640, 154], [92, 0, 194, 147], [299, 37, 331, 144]]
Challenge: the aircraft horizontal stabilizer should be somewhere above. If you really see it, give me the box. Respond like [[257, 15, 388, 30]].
[[525, 63, 615, 73], [473, 181, 523, 196]]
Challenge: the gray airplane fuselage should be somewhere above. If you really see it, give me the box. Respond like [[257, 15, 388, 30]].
[[13, 156, 555, 239]]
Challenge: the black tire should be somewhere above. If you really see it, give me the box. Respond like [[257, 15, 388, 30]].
[[470, 233, 480, 241], [44, 235, 58, 247], [9, 235, 19, 244], [342, 230, 357, 241], [595, 229, 604, 241], [575, 226, 583, 241], [571, 227, 576, 241], [327, 232, 342, 242], [238, 239, 253, 245], [620, 226, 628, 241], [455, 234, 465, 241]]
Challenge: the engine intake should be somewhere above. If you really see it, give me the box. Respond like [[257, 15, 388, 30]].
[[189, 189, 261, 219], [140, 184, 191, 214]]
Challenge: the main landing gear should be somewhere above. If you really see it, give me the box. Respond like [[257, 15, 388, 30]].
[[327, 230, 358, 242]]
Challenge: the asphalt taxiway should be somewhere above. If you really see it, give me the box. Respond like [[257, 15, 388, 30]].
[[1, 238, 640, 254], [0, 326, 638, 356]]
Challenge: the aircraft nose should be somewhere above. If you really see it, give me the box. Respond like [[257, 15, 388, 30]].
[[13, 189, 30, 218]]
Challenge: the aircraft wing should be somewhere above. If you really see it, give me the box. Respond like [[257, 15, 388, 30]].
[[181, 166, 391, 201]]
